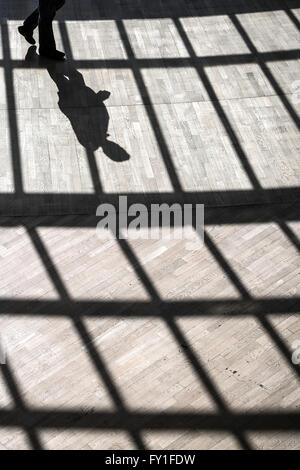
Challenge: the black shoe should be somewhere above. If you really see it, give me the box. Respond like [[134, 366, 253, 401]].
[[39, 49, 65, 60], [18, 26, 36, 45]]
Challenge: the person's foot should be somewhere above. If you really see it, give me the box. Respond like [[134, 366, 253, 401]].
[[18, 26, 36, 45], [39, 49, 65, 61]]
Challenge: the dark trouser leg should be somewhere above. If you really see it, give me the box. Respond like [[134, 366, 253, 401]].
[[38, 0, 65, 52], [38, 1, 57, 52], [23, 8, 39, 32], [55, 0, 66, 10]]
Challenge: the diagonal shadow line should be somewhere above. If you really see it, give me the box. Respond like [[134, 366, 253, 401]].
[[116, 236, 252, 449], [57, 21, 74, 61], [166, 317, 252, 450], [25, 225, 146, 450], [230, 14, 300, 129], [85, 147, 103, 194], [278, 221, 300, 252], [0, 21, 23, 194], [115, 19, 183, 193], [204, 232, 250, 298], [203, 230, 300, 379], [0, 362, 43, 449], [172, 17, 262, 190], [284, 7, 300, 30]]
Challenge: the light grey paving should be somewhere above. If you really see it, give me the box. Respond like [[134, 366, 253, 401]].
[[0, 209, 299, 449], [0, 2, 299, 210], [0, 0, 300, 451]]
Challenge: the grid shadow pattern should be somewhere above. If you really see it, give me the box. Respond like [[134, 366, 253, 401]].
[[0, 0, 300, 450]]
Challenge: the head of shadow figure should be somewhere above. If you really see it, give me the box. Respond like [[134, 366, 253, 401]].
[[25, 46, 130, 162]]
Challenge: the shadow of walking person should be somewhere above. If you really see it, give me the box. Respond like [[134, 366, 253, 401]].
[[25, 46, 130, 164], [47, 65, 131, 162]]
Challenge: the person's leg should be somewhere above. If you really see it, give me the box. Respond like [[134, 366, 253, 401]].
[[21, 0, 64, 34], [38, 0, 65, 59], [18, 8, 39, 45], [23, 8, 40, 32], [38, 0, 57, 52], [55, 0, 66, 11]]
